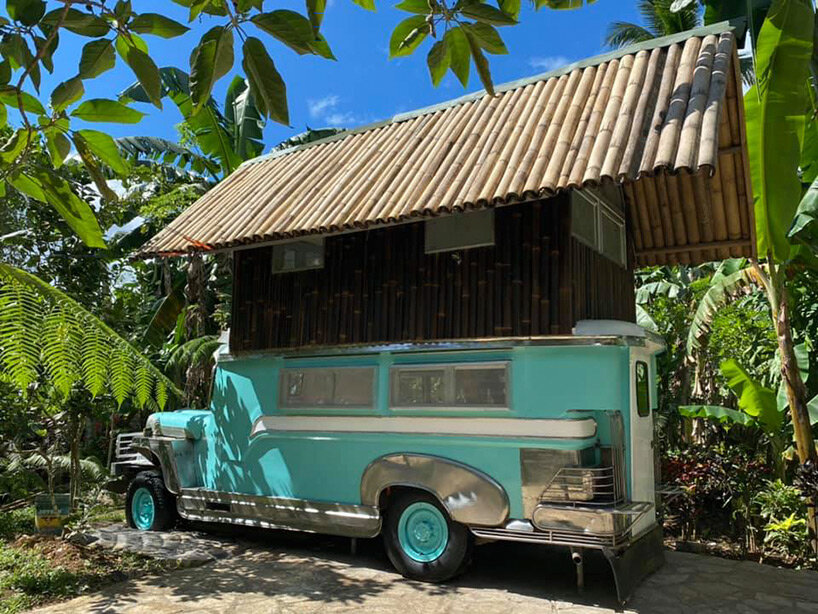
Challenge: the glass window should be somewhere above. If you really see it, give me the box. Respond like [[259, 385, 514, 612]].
[[425, 209, 495, 254], [272, 240, 324, 273], [571, 192, 597, 249], [599, 210, 625, 266], [635, 361, 650, 417], [453, 366, 507, 407], [391, 363, 509, 409], [571, 190, 627, 268], [280, 367, 375, 408], [392, 369, 447, 406]]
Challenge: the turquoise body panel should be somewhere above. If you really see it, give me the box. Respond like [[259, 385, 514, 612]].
[[152, 343, 637, 520]]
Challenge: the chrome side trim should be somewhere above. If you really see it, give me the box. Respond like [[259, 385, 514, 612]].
[[250, 416, 598, 440], [177, 489, 381, 538], [218, 334, 653, 362], [360, 453, 510, 526]]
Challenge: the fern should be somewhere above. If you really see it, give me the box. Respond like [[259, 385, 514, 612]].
[[0, 283, 43, 389], [134, 362, 154, 408], [41, 307, 82, 397], [80, 324, 109, 397], [0, 262, 182, 406], [156, 377, 168, 410], [108, 344, 134, 407]]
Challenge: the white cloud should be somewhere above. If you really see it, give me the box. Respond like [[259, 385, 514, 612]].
[[528, 55, 572, 73], [307, 94, 373, 128], [307, 94, 341, 118], [324, 112, 358, 127]]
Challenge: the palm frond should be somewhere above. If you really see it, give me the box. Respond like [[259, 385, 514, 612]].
[[0, 263, 182, 407], [739, 54, 756, 86], [116, 136, 221, 179], [608, 0, 701, 49], [166, 335, 222, 383], [604, 22, 656, 48]]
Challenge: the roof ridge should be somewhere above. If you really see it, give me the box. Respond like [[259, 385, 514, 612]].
[[240, 20, 737, 169]]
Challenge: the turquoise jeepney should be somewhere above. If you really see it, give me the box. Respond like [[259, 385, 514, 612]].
[[114, 320, 665, 602]]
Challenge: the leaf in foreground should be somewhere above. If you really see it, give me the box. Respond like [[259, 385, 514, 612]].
[[0, 263, 182, 407]]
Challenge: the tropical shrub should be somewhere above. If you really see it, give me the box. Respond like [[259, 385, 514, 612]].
[[754, 480, 811, 560]]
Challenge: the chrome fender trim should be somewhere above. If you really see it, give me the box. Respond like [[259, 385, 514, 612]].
[[360, 453, 509, 527], [132, 436, 187, 494]]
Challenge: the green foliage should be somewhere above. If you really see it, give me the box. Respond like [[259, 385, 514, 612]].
[[606, 0, 701, 49], [744, 0, 815, 261], [0, 509, 34, 541], [754, 479, 812, 558], [789, 176, 818, 253], [721, 359, 782, 431], [389, 0, 588, 95], [0, 263, 181, 407], [0, 539, 169, 614]]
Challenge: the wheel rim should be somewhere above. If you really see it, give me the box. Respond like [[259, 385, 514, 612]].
[[397, 501, 449, 563], [131, 487, 155, 530]]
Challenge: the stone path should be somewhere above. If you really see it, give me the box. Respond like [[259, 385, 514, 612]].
[[31, 526, 818, 613], [67, 524, 242, 567]]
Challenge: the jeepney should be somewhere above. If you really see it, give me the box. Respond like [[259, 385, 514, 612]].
[[119, 23, 758, 604], [114, 320, 664, 602]]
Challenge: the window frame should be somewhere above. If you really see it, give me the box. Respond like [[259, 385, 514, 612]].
[[424, 209, 496, 254], [571, 190, 627, 268], [635, 360, 650, 418], [271, 238, 325, 274], [279, 365, 377, 409], [389, 361, 511, 411]]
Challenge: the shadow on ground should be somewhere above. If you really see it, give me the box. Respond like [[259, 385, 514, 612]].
[[55, 521, 818, 614], [81, 522, 622, 614]]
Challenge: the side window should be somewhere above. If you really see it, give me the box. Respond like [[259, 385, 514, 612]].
[[280, 367, 375, 408], [391, 363, 509, 409], [393, 368, 447, 406], [453, 365, 507, 407], [635, 361, 650, 417]]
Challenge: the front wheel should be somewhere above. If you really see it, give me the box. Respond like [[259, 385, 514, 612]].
[[125, 470, 177, 531], [383, 491, 472, 582]]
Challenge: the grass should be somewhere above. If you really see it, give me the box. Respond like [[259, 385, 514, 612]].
[[0, 506, 170, 613]]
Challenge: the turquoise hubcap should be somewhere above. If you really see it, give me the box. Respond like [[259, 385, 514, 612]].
[[131, 487, 155, 531], [398, 502, 449, 562]]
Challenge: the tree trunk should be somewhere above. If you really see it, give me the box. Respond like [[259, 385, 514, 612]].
[[69, 412, 82, 508], [184, 253, 209, 407], [755, 258, 818, 552]]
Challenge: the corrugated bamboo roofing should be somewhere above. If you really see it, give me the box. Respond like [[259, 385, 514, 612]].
[[139, 22, 755, 266]]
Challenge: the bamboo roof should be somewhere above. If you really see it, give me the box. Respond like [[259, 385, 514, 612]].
[[138, 23, 755, 266]]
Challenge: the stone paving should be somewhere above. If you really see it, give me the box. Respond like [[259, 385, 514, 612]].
[[30, 525, 818, 613], [67, 525, 242, 567]]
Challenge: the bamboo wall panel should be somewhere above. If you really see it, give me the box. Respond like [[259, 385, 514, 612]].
[[139, 25, 754, 267], [230, 198, 634, 352]]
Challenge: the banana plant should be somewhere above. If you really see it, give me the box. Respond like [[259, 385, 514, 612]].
[[119, 68, 265, 177]]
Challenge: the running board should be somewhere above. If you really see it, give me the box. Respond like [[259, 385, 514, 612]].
[[177, 489, 381, 538]]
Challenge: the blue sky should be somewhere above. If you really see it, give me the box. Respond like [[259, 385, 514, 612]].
[[10, 0, 643, 152]]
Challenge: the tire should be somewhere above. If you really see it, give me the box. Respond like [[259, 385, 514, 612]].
[[382, 490, 472, 582], [125, 470, 177, 531]]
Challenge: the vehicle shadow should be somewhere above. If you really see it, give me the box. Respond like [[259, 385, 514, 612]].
[[83, 522, 624, 613]]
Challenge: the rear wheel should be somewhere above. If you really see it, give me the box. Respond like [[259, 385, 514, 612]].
[[383, 491, 472, 582], [125, 471, 177, 531]]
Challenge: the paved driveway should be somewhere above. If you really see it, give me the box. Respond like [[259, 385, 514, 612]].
[[30, 529, 818, 614]]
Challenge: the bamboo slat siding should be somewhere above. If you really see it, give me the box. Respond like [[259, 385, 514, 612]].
[[139, 25, 753, 266], [230, 198, 634, 351]]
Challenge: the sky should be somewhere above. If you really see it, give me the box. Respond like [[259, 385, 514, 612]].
[[5, 0, 644, 153]]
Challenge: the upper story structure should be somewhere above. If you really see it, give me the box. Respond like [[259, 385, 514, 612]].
[[138, 23, 755, 354]]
